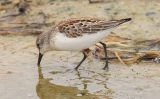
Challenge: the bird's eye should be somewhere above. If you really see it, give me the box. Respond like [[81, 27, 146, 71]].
[[37, 43, 40, 49]]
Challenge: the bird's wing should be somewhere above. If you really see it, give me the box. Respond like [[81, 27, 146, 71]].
[[57, 18, 131, 38]]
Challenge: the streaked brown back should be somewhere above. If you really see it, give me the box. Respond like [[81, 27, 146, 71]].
[[57, 18, 131, 38]]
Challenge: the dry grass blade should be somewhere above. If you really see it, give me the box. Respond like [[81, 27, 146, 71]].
[[104, 33, 131, 47], [114, 52, 160, 64], [138, 52, 160, 61], [114, 51, 127, 65], [107, 42, 129, 47], [87, 51, 93, 63], [105, 33, 131, 43], [94, 33, 160, 65]]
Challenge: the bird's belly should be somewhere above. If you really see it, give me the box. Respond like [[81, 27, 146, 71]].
[[54, 29, 112, 51]]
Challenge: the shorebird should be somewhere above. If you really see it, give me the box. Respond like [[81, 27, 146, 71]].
[[36, 17, 131, 70]]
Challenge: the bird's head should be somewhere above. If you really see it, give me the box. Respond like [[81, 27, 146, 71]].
[[36, 32, 51, 66]]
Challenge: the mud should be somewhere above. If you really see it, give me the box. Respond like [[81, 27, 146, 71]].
[[0, 0, 160, 99], [0, 35, 160, 99]]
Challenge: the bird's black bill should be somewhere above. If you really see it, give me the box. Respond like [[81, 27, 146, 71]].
[[37, 53, 43, 66]]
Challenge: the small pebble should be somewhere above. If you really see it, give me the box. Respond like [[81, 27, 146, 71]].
[[77, 94, 82, 96]]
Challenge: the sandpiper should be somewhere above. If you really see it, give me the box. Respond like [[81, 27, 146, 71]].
[[36, 17, 131, 70]]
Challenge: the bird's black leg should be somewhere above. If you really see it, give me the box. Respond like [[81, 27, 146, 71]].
[[75, 52, 87, 70], [99, 42, 109, 70], [37, 52, 43, 66]]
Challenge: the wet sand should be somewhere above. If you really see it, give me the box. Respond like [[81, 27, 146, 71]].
[[0, 35, 160, 99], [0, 0, 160, 99]]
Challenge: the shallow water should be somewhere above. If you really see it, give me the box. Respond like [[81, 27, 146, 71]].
[[1, 0, 160, 99], [36, 67, 99, 99], [1, 35, 160, 99]]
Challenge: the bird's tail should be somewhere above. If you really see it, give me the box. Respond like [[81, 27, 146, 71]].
[[101, 18, 132, 29], [118, 18, 132, 25]]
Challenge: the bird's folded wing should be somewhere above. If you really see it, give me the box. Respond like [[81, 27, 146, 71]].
[[57, 18, 130, 38]]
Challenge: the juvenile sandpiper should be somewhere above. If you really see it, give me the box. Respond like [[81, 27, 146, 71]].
[[36, 17, 132, 70]]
